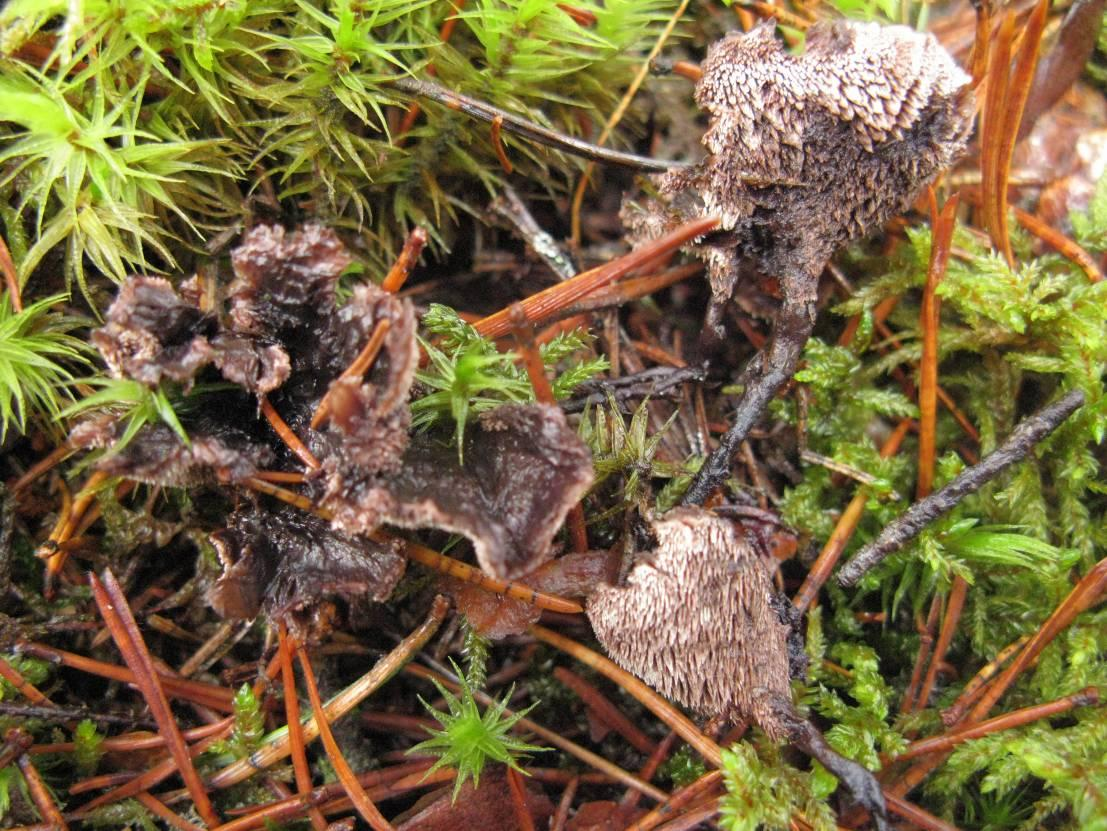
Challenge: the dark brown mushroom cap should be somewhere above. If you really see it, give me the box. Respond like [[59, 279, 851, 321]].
[[586, 507, 791, 738], [623, 21, 974, 302], [323, 404, 594, 580], [91, 276, 290, 394], [209, 504, 406, 642]]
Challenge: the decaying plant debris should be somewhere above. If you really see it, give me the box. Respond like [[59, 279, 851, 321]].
[[2, 2, 1107, 830]]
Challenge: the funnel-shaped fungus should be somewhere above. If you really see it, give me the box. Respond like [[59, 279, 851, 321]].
[[324, 404, 593, 580], [587, 507, 792, 736], [625, 21, 974, 312], [210, 505, 406, 642], [74, 224, 594, 631]]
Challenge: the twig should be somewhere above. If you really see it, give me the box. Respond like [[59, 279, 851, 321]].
[[838, 389, 1085, 585], [389, 77, 682, 173], [792, 419, 912, 613], [896, 686, 1099, 762], [561, 365, 707, 414]]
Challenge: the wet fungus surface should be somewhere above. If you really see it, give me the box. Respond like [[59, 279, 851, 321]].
[[75, 224, 594, 634]]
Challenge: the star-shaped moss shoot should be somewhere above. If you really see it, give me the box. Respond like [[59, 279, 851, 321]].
[[409, 661, 547, 801]]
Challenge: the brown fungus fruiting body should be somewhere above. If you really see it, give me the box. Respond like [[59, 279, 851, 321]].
[[323, 404, 594, 581], [587, 507, 792, 738], [624, 20, 975, 310], [639, 22, 975, 505], [77, 224, 595, 631], [210, 505, 406, 642]]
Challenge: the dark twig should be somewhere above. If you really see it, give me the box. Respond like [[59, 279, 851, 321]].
[[682, 299, 815, 506], [838, 389, 1085, 586], [388, 77, 685, 173], [561, 365, 707, 413]]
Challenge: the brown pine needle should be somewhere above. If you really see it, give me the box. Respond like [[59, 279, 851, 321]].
[[135, 792, 204, 831], [381, 226, 429, 294], [260, 396, 319, 469], [41, 470, 108, 592], [15, 743, 70, 831], [915, 576, 969, 714], [1013, 206, 1104, 283], [478, 216, 720, 339], [884, 793, 963, 831], [919, 189, 959, 500], [531, 624, 724, 768], [0, 656, 53, 706], [490, 115, 514, 174], [941, 634, 1031, 726], [295, 645, 394, 831], [208, 597, 448, 791], [242, 476, 584, 614], [901, 595, 943, 716], [89, 570, 220, 827], [506, 766, 536, 831], [9, 443, 73, 493], [896, 686, 1100, 762], [553, 666, 657, 755], [626, 770, 724, 831], [980, 0, 1048, 265], [968, 557, 1107, 722], [279, 624, 329, 831], [17, 642, 233, 711], [311, 318, 392, 428], [0, 232, 22, 312]]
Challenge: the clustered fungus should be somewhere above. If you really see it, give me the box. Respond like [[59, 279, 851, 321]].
[[75, 224, 594, 638]]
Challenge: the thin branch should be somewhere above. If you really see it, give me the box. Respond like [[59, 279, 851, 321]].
[[389, 77, 682, 173], [207, 597, 448, 791], [838, 389, 1085, 585]]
